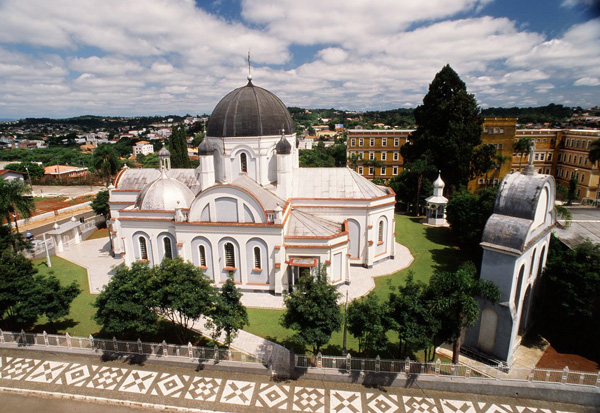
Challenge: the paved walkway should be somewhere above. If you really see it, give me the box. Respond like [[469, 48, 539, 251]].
[[0, 349, 592, 413], [57, 237, 124, 293]]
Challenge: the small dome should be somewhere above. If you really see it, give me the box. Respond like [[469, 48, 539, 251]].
[[207, 80, 295, 137], [158, 146, 171, 157], [197, 138, 216, 155], [433, 172, 445, 189], [135, 170, 194, 210], [276, 136, 292, 154]]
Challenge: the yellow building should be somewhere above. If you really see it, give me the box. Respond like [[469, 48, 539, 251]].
[[346, 122, 600, 203], [468, 118, 517, 190], [346, 129, 411, 183]]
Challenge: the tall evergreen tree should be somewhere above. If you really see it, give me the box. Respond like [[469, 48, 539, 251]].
[[401, 64, 482, 193], [169, 125, 192, 168]]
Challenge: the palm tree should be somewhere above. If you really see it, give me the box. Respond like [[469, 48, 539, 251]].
[[92, 145, 120, 185], [0, 179, 34, 233], [513, 137, 532, 171]]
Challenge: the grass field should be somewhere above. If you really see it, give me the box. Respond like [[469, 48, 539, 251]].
[[87, 227, 108, 240], [32, 256, 101, 337], [244, 214, 467, 355]]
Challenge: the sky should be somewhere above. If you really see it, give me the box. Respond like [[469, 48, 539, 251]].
[[0, 0, 599, 119]]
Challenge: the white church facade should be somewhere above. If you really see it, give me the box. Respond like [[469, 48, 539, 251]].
[[108, 77, 396, 294]]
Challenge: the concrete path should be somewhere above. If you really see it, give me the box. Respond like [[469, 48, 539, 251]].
[[57, 237, 123, 293]]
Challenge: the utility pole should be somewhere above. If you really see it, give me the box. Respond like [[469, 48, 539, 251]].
[[42, 233, 52, 268], [342, 289, 349, 355], [25, 166, 35, 196]]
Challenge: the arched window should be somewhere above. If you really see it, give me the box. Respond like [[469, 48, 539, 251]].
[[514, 265, 525, 311], [254, 246, 261, 269], [163, 237, 173, 259], [139, 237, 148, 260], [198, 245, 207, 267], [240, 153, 248, 173], [378, 220, 384, 243], [225, 242, 235, 268]]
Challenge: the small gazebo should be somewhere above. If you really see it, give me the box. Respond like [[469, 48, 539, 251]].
[[425, 171, 448, 226]]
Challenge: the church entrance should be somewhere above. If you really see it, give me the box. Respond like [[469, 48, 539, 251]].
[[287, 257, 318, 291]]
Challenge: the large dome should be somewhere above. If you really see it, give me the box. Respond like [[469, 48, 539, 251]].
[[135, 170, 195, 210], [207, 79, 295, 137]]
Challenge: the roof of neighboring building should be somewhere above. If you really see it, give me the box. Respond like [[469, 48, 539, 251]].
[[286, 209, 342, 238], [0, 169, 25, 177], [292, 168, 389, 199], [136, 140, 151, 145], [553, 207, 600, 248], [207, 79, 294, 138], [232, 174, 284, 211], [44, 165, 88, 175]]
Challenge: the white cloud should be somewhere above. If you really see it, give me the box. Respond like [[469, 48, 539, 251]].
[[574, 77, 600, 86]]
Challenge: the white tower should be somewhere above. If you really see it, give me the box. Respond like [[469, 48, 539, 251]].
[[196, 138, 216, 189], [425, 171, 448, 226], [275, 133, 293, 200]]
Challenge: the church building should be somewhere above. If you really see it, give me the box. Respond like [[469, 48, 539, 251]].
[[108, 76, 396, 294]]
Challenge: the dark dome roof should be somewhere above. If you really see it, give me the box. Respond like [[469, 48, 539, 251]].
[[207, 80, 295, 137], [276, 136, 292, 154]]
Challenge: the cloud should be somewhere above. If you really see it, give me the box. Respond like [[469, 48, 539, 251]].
[[0, 0, 598, 117], [574, 77, 600, 86]]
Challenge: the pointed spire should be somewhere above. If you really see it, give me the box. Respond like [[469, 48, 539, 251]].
[[247, 49, 252, 83]]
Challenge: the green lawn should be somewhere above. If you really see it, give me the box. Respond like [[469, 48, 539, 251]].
[[87, 227, 108, 240], [32, 256, 101, 337], [245, 214, 467, 355]]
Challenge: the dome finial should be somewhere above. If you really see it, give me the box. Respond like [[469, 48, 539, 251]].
[[247, 49, 253, 82]]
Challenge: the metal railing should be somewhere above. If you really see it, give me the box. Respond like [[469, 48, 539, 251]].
[[0, 329, 265, 365], [296, 353, 600, 388]]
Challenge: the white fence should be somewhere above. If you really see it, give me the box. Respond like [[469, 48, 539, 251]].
[[296, 353, 600, 388], [12, 201, 92, 228], [0, 329, 266, 366]]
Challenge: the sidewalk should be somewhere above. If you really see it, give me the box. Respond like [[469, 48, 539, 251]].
[[57, 237, 123, 293]]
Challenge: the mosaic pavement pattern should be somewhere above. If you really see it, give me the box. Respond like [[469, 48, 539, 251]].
[[0, 356, 577, 412]]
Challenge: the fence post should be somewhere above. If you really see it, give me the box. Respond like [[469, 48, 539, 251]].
[[89, 335, 94, 349], [528, 365, 535, 382], [0, 329, 4, 344], [561, 366, 569, 384], [66, 333, 72, 349], [188, 342, 193, 359], [317, 352, 322, 369], [346, 353, 352, 373], [375, 355, 380, 373], [162, 340, 168, 357], [113, 336, 117, 351], [214, 344, 219, 362], [435, 358, 441, 376], [405, 357, 410, 376], [596, 371, 600, 387], [20, 329, 26, 345], [465, 366, 471, 379], [138, 339, 143, 355], [42, 331, 48, 346]]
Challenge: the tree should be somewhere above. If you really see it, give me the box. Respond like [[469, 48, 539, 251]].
[[470, 144, 498, 182], [389, 157, 436, 215], [401, 65, 482, 193], [169, 125, 191, 168], [281, 265, 342, 354], [206, 273, 248, 349], [0, 239, 80, 331], [91, 190, 110, 223], [446, 187, 498, 251], [94, 262, 159, 338], [588, 139, 600, 173], [4, 162, 44, 179], [150, 258, 216, 343], [299, 149, 335, 167], [539, 236, 600, 356], [387, 273, 438, 359], [92, 144, 120, 185], [39, 275, 81, 332], [427, 262, 500, 364], [513, 137, 532, 170], [347, 292, 388, 355], [0, 179, 34, 234]]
